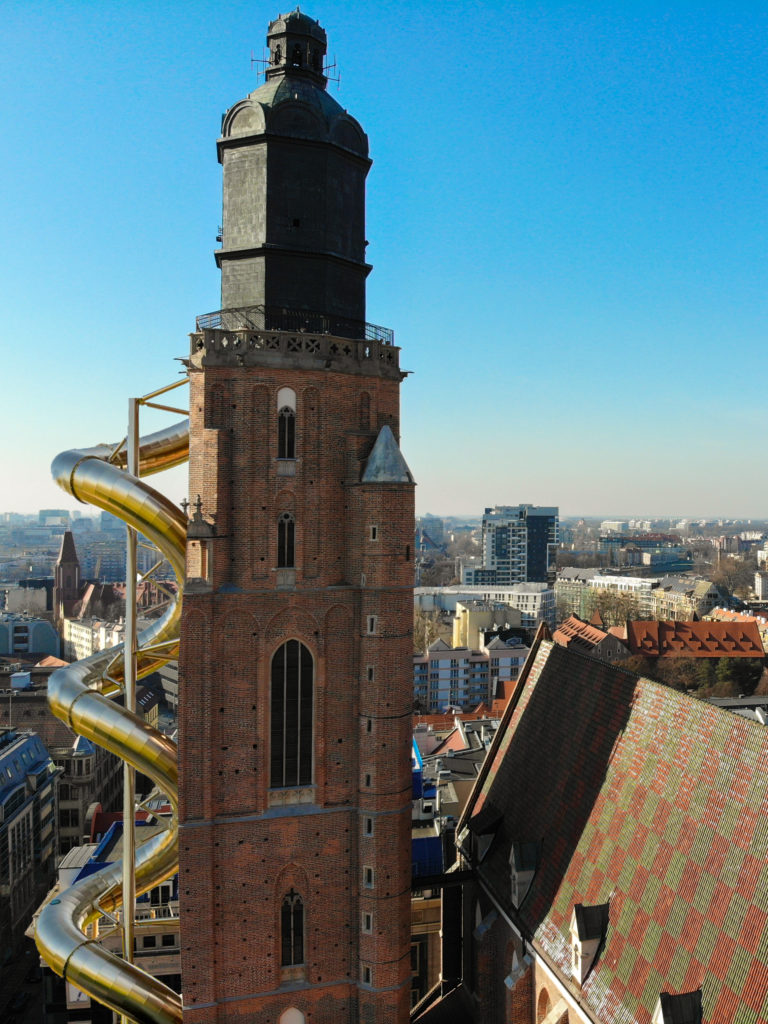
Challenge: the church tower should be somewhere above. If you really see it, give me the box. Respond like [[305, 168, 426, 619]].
[[53, 529, 81, 629], [178, 11, 414, 1024]]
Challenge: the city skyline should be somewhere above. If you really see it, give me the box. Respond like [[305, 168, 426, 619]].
[[4, 1, 767, 517]]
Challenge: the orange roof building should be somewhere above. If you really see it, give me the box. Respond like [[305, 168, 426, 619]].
[[627, 619, 764, 658]]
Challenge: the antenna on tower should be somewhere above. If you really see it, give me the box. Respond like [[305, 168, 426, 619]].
[[324, 54, 340, 87], [251, 48, 271, 78]]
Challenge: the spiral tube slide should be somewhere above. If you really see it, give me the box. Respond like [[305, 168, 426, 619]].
[[35, 419, 189, 1024]]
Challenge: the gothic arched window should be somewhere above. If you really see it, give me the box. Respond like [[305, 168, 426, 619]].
[[291, 43, 302, 66], [277, 513, 295, 568], [270, 640, 313, 787], [281, 889, 305, 965], [278, 407, 296, 459]]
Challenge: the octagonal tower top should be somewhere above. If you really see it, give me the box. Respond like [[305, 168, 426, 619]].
[[265, 8, 328, 88]]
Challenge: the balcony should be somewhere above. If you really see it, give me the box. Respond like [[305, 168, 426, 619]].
[[195, 304, 394, 345]]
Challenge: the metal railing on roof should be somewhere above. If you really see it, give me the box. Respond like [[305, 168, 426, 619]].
[[195, 305, 394, 345]]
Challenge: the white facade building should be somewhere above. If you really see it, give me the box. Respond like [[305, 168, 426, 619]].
[[415, 584, 556, 631], [414, 637, 530, 713]]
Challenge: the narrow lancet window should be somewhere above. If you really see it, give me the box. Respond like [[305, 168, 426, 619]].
[[281, 889, 304, 965], [271, 640, 313, 787], [278, 407, 296, 458], [278, 513, 295, 568]]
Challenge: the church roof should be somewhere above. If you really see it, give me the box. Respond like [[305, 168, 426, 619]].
[[361, 425, 414, 484], [57, 530, 79, 566], [463, 639, 768, 1023], [553, 614, 612, 653]]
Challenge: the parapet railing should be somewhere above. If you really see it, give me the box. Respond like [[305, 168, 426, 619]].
[[195, 304, 394, 345]]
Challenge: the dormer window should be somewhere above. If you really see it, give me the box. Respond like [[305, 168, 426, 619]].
[[509, 841, 538, 907], [570, 903, 609, 984], [652, 992, 702, 1024]]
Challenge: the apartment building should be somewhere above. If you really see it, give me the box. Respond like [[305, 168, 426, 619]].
[[414, 638, 529, 712], [462, 505, 558, 586]]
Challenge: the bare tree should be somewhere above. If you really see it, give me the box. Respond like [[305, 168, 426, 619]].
[[413, 609, 442, 653]]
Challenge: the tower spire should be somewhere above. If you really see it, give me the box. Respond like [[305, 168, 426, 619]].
[[215, 12, 370, 322]]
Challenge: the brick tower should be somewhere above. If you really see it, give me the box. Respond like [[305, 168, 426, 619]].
[[53, 529, 80, 629], [178, 11, 415, 1024]]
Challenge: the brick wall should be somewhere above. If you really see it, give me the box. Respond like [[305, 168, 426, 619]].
[[178, 355, 414, 1023]]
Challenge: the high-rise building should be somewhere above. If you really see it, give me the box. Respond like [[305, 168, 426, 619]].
[[177, 11, 415, 1024], [463, 504, 558, 586]]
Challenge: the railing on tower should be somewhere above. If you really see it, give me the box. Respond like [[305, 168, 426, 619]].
[[195, 304, 394, 344]]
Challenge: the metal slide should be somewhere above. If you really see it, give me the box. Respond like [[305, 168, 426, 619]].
[[34, 417, 189, 1024]]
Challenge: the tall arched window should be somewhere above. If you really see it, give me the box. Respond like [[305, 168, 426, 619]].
[[281, 889, 305, 966], [277, 387, 296, 459], [278, 407, 295, 458], [278, 513, 295, 568], [271, 640, 313, 787]]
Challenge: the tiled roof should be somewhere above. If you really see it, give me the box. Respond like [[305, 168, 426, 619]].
[[464, 640, 768, 1024], [708, 608, 768, 629], [35, 655, 69, 668], [553, 615, 609, 652], [627, 620, 764, 657]]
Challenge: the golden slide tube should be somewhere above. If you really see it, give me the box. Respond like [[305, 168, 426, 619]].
[[35, 420, 189, 1024]]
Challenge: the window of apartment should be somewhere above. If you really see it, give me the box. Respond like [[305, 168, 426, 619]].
[[150, 883, 172, 906], [143, 935, 157, 949], [277, 513, 295, 568], [281, 889, 304, 966], [162, 934, 176, 947], [270, 640, 313, 788]]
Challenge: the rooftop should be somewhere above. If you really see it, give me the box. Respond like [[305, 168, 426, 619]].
[[627, 619, 764, 658], [463, 639, 768, 1023]]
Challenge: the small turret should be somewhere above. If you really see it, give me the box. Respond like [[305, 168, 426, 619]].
[[266, 8, 328, 87]]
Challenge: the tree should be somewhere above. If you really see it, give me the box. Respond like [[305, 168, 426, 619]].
[[414, 609, 442, 653], [712, 554, 757, 599]]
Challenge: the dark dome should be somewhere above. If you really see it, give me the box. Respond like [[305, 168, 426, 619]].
[[268, 8, 326, 45]]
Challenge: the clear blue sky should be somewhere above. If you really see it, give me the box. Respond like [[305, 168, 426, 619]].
[[3, 1, 767, 518]]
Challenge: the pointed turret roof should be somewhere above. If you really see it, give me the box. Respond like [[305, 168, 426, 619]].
[[361, 425, 414, 484], [57, 530, 80, 567]]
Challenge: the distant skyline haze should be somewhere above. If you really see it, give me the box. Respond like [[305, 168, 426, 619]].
[[3, 1, 766, 517]]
